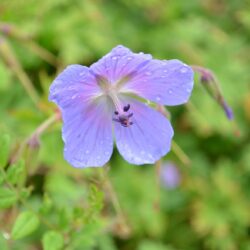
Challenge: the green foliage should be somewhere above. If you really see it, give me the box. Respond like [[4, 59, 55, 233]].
[[0, 0, 250, 249], [0, 187, 18, 208], [6, 160, 25, 185], [11, 211, 40, 240], [0, 134, 11, 168], [42, 231, 64, 250]]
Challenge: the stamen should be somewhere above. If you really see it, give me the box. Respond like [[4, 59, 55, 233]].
[[107, 88, 133, 128], [112, 106, 134, 128], [108, 89, 123, 113], [123, 104, 130, 112]]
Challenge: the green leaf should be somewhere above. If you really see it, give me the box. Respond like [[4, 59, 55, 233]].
[[0, 188, 18, 208], [0, 134, 11, 168], [0, 233, 8, 250], [6, 160, 25, 185], [42, 231, 64, 250], [11, 211, 40, 240], [0, 174, 5, 185]]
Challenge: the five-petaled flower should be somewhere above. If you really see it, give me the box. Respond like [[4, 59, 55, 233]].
[[49, 45, 194, 168]]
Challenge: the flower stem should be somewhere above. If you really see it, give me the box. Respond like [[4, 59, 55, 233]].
[[11, 113, 61, 164], [0, 22, 59, 67], [100, 166, 130, 237], [172, 140, 191, 166], [0, 36, 39, 107]]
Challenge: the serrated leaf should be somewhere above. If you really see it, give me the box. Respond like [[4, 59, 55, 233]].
[[0, 188, 18, 208], [0, 134, 11, 168], [42, 231, 64, 250], [6, 160, 25, 185], [11, 211, 39, 240]]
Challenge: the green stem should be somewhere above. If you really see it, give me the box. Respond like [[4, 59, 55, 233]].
[[172, 140, 191, 166], [0, 37, 39, 106], [100, 166, 130, 236], [11, 113, 61, 164]]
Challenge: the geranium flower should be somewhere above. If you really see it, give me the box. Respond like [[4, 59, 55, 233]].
[[49, 45, 193, 168]]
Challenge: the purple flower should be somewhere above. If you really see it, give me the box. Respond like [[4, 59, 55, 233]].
[[49, 45, 194, 168], [160, 162, 181, 189]]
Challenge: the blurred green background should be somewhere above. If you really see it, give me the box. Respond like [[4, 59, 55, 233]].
[[0, 0, 250, 249]]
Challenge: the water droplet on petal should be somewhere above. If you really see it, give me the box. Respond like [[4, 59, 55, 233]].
[[79, 72, 85, 76], [186, 87, 191, 93], [162, 60, 168, 65], [71, 94, 77, 99], [145, 71, 152, 76], [105, 151, 109, 155], [156, 95, 161, 102], [127, 56, 132, 60], [168, 89, 173, 94], [140, 150, 145, 155], [148, 153, 153, 160], [112, 56, 118, 60], [163, 69, 168, 73], [180, 67, 188, 73], [85, 150, 90, 154]]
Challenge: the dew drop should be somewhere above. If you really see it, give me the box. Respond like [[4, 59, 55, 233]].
[[147, 153, 153, 160], [140, 150, 145, 155], [161, 60, 168, 65], [168, 89, 173, 94], [180, 67, 188, 73], [3, 232, 10, 240], [71, 94, 77, 99], [156, 95, 161, 102], [85, 150, 90, 154], [145, 71, 152, 76], [112, 56, 118, 60], [163, 69, 168, 73], [186, 87, 191, 93], [127, 56, 132, 60], [105, 151, 109, 155], [79, 72, 85, 76]]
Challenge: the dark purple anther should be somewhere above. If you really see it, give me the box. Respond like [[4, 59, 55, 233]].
[[123, 104, 130, 112], [113, 106, 133, 127]]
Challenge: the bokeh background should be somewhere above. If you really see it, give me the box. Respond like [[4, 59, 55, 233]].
[[0, 0, 250, 249]]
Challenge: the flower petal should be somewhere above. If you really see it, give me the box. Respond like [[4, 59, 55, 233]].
[[114, 98, 174, 165], [121, 59, 194, 106], [62, 97, 113, 168], [49, 65, 101, 109], [90, 45, 152, 83]]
